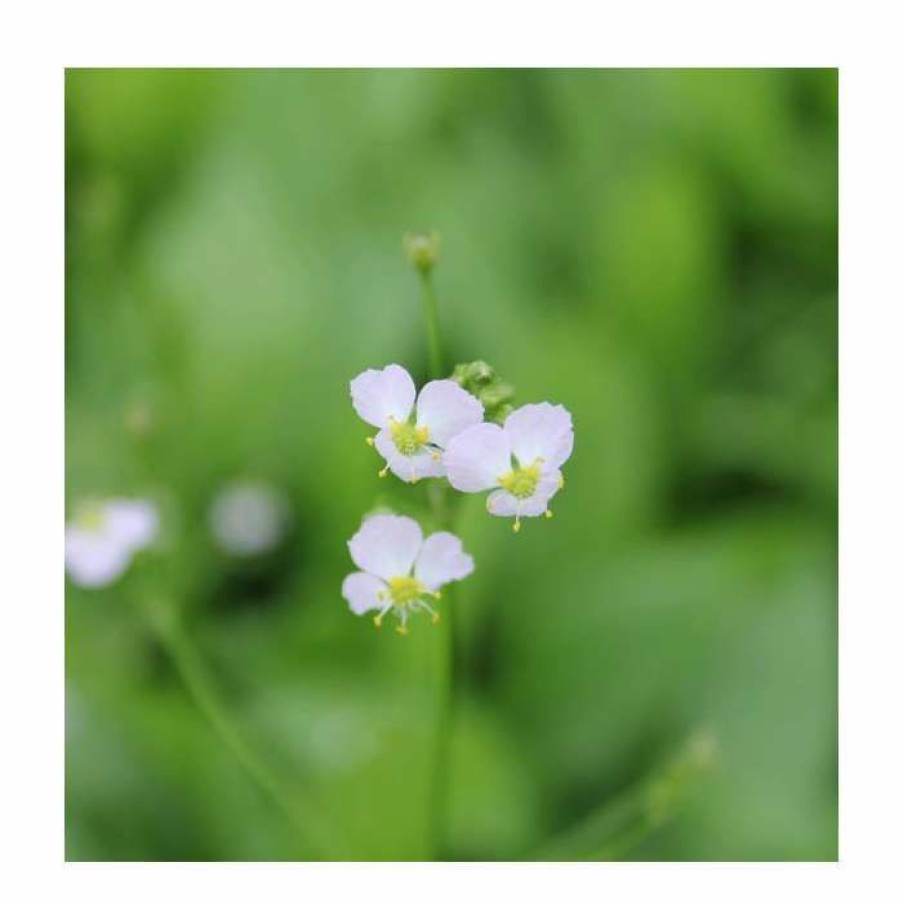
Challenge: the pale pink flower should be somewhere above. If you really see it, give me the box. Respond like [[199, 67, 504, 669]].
[[65, 498, 159, 588], [444, 402, 574, 532], [342, 514, 474, 635], [350, 363, 483, 483]]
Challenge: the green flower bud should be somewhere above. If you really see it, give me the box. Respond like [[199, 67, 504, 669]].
[[452, 360, 516, 424], [452, 360, 494, 389], [403, 231, 440, 274]]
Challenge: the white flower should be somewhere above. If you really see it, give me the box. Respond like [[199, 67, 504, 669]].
[[342, 514, 474, 635], [444, 402, 574, 532], [209, 481, 290, 557], [350, 363, 483, 484], [65, 498, 159, 588]]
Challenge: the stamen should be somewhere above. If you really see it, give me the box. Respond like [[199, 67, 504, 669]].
[[558, 474, 565, 490], [365, 436, 374, 446], [378, 465, 389, 478], [513, 517, 522, 533], [544, 510, 554, 519], [395, 625, 409, 636], [417, 599, 440, 624], [431, 451, 441, 461]]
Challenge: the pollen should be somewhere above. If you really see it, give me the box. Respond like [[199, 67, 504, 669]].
[[498, 462, 541, 499], [389, 419, 430, 456]]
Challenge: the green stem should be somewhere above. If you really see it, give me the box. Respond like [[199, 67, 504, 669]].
[[530, 730, 717, 861], [143, 601, 334, 858], [419, 271, 444, 380], [418, 268, 454, 859], [428, 580, 455, 860]]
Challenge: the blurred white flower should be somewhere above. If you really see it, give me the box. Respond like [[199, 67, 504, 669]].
[[342, 513, 474, 635], [209, 481, 290, 557], [65, 498, 159, 588], [444, 402, 574, 532], [350, 363, 483, 484]]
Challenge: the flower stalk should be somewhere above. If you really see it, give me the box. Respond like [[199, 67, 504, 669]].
[[141, 596, 336, 859], [419, 270, 444, 382], [530, 730, 718, 861], [408, 237, 456, 859]]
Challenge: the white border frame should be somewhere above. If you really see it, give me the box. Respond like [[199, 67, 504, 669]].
[[4, 0, 902, 898]]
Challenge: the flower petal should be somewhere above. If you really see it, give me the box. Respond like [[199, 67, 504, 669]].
[[104, 499, 159, 551], [415, 380, 484, 448], [414, 532, 475, 591], [373, 429, 445, 483], [341, 571, 388, 616], [350, 364, 416, 428], [504, 403, 574, 469], [65, 527, 132, 588], [444, 423, 512, 493], [347, 514, 423, 581], [486, 467, 562, 518]]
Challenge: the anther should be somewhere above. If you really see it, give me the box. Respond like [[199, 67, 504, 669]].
[[365, 436, 374, 446], [395, 625, 409, 637], [544, 510, 554, 519], [558, 474, 565, 489], [373, 615, 383, 628], [513, 518, 522, 533], [378, 466, 389, 478], [431, 613, 440, 625], [431, 452, 441, 461]]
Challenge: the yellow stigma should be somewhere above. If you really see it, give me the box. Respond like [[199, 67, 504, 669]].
[[498, 462, 541, 499], [389, 419, 429, 456], [387, 575, 426, 606]]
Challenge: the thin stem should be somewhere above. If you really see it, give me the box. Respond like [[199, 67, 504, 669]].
[[417, 267, 454, 859], [428, 582, 455, 859], [143, 601, 335, 858], [529, 730, 717, 861], [419, 271, 444, 379]]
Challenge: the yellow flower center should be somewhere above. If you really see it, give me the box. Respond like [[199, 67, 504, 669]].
[[498, 462, 541, 499], [387, 575, 426, 606], [389, 420, 430, 456], [75, 502, 107, 532]]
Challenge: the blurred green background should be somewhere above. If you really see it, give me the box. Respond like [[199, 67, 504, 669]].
[[65, 69, 837, 861]]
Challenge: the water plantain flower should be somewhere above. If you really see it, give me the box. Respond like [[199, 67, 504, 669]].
[[209, 480, 290, 557], [350, 363, 483, 484], [342, 513, 474, 635], [65, 498, 159, 588], [444, 402, 574, 532]]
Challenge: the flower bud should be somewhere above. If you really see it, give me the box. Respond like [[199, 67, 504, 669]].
[[452, 360, 516, 423], [403, 231, 440, 274], [452, 360, 494, 389]]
